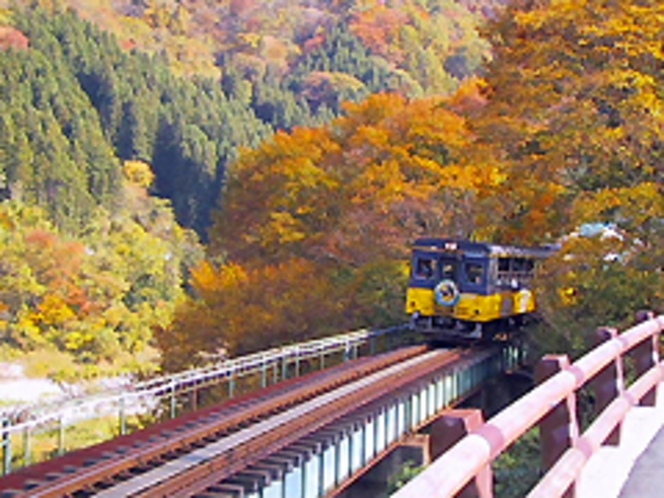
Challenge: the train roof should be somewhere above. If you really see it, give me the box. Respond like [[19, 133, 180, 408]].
[[412, 238, 557, 259]]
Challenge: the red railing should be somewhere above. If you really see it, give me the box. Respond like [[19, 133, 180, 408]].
[[392, 311, 664, 498]]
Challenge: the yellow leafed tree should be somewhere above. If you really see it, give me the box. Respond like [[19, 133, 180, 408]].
[[165, 92, 496, 369]]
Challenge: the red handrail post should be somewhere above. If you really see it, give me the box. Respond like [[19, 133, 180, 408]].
[[633, 310, 658, 406], [535, 354, 577, 498], [430, 409, 492, 498], [590, 327, 622, 445]]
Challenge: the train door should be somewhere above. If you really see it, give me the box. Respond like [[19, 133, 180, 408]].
[[437, 256, 457, 282], [460, 256, 486, 293], [497, 257, 514, 317], [432, 255, 460, 309]]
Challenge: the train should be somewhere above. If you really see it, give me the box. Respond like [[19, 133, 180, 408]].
[[406, 238, 555, 341]]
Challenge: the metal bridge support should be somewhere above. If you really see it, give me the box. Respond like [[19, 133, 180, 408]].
[[57, 417, 65, 456], [190, 383, 199, 412], [22, 426, 31, 467], [430, 409, 492, 498], [228, 372, 236, 399], [119, 395, 127, 436], [169, 380, 177, 418], [535, 354, 577, 498], [282, 357, 288, 382], [261, 361, 268, 388], [2, 417, 10, 476]]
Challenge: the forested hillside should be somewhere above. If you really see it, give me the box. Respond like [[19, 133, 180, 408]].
[[163, 0, 664, 369], [0, 0, 498, 234], [0, 161, 203, 379], [43, 0, 499, 97], [0, 0, 500, 377], [2, 6, 273, 234]]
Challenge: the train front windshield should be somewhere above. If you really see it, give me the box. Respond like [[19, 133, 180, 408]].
[[412, 254, 458, 283], [413, 256, 435, 280]]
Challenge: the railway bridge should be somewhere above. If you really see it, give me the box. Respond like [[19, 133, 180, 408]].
[[394, 310, 664, 498], [0, 312, 663, 497], [0, 326, 522, 497]]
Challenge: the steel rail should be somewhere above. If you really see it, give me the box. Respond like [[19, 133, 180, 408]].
[[0, 345, 425, 497], [128, 348, 474, 497], [392, 314, 664, 498], [0, 324, 409, 478], [2, 325, 407, 432], [326, 348, 507, 498]]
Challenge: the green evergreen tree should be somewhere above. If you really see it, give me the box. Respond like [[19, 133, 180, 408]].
[[6, 4, 272, 236]]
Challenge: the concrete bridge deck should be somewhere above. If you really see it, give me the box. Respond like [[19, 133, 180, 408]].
[[618, 424, 664, 497], [618, 410, 664, 497], [578, 383, 664, 498]]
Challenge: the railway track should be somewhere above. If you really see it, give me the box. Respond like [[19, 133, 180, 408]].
[[110, 348, 472, 497], [0, 344, 489, 498], [0, 345, 428, 497]]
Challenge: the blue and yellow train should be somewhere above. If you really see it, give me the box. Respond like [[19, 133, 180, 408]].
[[406, 238, 555, 341]]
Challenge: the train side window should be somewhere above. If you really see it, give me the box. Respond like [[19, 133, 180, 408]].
[[513, 258, 525, 273], [464, 262, 484, 285], [414, 258, 434, 279], [510, 258, 535, 288], [497, 258, 511, 287]]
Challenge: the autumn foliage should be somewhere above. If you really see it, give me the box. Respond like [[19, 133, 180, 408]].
[[471, 0, 664, 349], [214, 92, 499, 264], [0, 26, 29, 50], [0, 162, 202, 380], [4, 1, 664, 376], [475, 0, 664, 245], [165, 1, 664, 368], [160, 92, 494, 368]]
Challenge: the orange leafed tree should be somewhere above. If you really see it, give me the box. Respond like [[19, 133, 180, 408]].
[[468, 0, 664, 350], [160, 257, 348, 370], [165, 92, 499, 368], [473, 0, 664, 245], [213, 92, 496, 266]]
